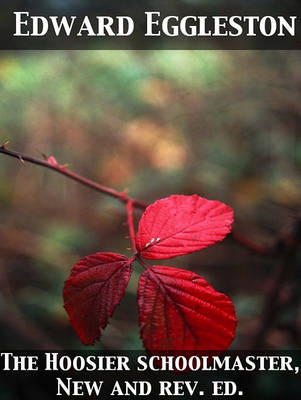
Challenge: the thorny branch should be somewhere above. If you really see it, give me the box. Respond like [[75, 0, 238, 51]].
[[0, 144, 280, 256], [0, 145, 146, 210]]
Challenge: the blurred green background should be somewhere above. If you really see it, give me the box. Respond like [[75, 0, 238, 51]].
[[0, 50, 300, 351]]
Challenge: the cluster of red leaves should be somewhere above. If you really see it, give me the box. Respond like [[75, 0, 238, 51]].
[[63, 194, 237, 351]]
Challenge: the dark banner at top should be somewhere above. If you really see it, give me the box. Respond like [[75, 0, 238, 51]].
[[0, 0, 300, 50]]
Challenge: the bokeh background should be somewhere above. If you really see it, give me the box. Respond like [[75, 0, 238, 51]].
[[0, 51, 300, 353]]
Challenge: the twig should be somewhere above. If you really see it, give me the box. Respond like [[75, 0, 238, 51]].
[[0, 145, 284, 256], [250, 218, 301, 349], [231, 230, 275, 256], [0, 145, 147, 210]]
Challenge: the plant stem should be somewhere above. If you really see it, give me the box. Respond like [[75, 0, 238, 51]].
[[231, 230, 274, 256], [126, 200, 136, 252], [135, 255, 150, 270], [0, 144, 279, 255], [250, 218, 301, 348], [0, 145, 147, 210]]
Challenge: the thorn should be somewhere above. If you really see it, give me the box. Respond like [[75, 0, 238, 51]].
[[41, 152, 48, 160], [122, 188, 129, 195], [47, 156, 59, 166], [126, 247, 132, 251], [46, 156, 68, 169], [0, 140, 9, 149], [18, 155, 24, 164]]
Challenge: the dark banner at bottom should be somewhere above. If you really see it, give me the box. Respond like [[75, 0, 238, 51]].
[[0, 351, 300, 399]]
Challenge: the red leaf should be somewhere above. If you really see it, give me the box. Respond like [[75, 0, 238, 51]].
[[138, 266, 236, 351], [136, 194, 233, 259], [63, 252, 132, 345]]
